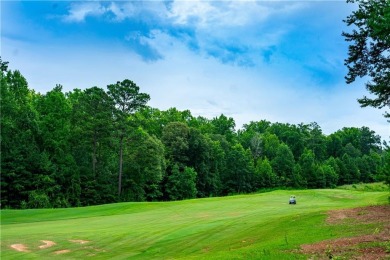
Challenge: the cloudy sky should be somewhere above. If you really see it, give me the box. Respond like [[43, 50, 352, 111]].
[[2, 0, 389, 141]]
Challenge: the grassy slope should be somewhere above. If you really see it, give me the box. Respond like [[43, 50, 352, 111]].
[[1, 188, 388, 260]]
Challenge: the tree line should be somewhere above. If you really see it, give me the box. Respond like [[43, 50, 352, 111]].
[[1, 60, 389, 208]]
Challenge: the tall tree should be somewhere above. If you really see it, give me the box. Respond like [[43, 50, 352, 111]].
[[343, 0, 390, 118], [107, 80, 150, 197], [78, 87, 114, 177], [211, 114, 236, 143], [0, 69, 41, 207], [35, 85, 80, 207], [255, 158, 278, 188], [262, 133, 281, 160], [187, 128, 213, 197], [162, 122, 190, 166], [123, 128, 165, 201], [165, 164, 197, 200], [307, 122, 327, 161], [299, 149, 316, 188], [271, 144, 295, 186], [223, 144, 255, 194]]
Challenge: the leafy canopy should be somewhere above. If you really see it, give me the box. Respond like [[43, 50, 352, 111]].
[[343, 0, 390, 118]]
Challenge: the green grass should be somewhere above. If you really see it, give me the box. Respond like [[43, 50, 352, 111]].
[[1, 189, 388, 259], [337, 182, 389, 192]]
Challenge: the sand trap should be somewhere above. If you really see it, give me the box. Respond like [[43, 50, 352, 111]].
[[39, 240, 56, 249], [69, 239, 90, 244], [54, 249, 70, 254], [10, 244, 29, 252]]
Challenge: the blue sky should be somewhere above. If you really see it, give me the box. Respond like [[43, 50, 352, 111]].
[[2, 0, 389, 141]]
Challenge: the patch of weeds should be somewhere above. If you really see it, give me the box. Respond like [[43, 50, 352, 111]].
[[325, 244, 334, 259], [373, 227, 380, 234], [357, 210, 367, 216], [357, 241, 389, 250], [262, 248, 271, 256]]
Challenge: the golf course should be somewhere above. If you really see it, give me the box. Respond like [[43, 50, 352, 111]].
[[1, 185, 389, 259]]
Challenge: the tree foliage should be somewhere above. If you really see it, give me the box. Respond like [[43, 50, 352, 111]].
[[107, 80, 150, 197], [1, 59, 387, 208], [343, 0, 390, 118]]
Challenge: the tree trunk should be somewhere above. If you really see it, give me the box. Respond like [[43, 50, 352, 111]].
[[93, 132, 97, 179], [118, 136, 123, 197]]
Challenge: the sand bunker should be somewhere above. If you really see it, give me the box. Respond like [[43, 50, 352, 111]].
[[69, 239, 90, 244], [39, 240, 56, 249], [10, 244, 29, 252], [54, 249, 71, 254]]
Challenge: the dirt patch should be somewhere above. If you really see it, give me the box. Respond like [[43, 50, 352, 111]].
[[357, 247, 388, 260], [10, 244, 29, 252], [69, 239, 90, 244], [54, 249, 71, 254], [300, 205, 390, 260], [327, 205, 390, 224], [301, 234, 389, 258], [39, 240, 56, 249]]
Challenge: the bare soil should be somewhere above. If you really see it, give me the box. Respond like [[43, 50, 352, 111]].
[[69, 239, 90, 244], [10, 244, 29, 252], [300, 205, 390, 260], [54, 249, 71, 254], [327, 205, 390, 225], [39, 240, 56, 249]]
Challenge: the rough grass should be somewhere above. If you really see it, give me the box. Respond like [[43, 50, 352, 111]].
[[337, 182, 389, 192], [1, 189, 388, 259]]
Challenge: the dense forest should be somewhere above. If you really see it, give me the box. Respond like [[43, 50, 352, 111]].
[[1, 60, 389, 209]]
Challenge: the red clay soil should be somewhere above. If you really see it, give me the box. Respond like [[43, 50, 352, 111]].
[[326, 205, 390, 225], [300, 205, 390, 260]]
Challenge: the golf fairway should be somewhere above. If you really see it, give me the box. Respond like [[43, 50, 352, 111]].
[[1, 189, 388, 259]]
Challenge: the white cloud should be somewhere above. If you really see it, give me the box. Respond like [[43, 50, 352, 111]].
[[168, 1, 306, 28], [63, 2, 107, 22], [3, 1, 388, 142], [106, 2, 128, 22], [62, 1, 169, 23], [3, 34, 388, 141]]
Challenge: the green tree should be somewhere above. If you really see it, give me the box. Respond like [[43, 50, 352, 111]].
[[187, 128, 218, 197], [327, 134, 343, 158], [79, 87, 114, 177], [343, 0, 390, 118], [380, 149, 390, 186], [0, 69, 42, 208], [35, 85, 80, 207], [0, 57, 9, 72], [165, 164, 197, 200], [211, 114, 236, 143], [249, 133, 263, 163], [268, 123, 306, 160], [307, 122, 327, 161], [69, 87, 115, 205], [223, 144, 255, 194], [162, 122, 190, 165], [255, 158, 277, 188], [292, 164, 306, 188], [324, 157, 340, 186], [262, 133, 281, 160], [107, 80, 150, 197], [340, 154, 360, 184], [343, 143, 362, 158], [299, 149, 316, 188], [271, 144, 295, 186], [313, 165, 326, 188], [123, 128, 165, 201], [321, 164, 338, 188]]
